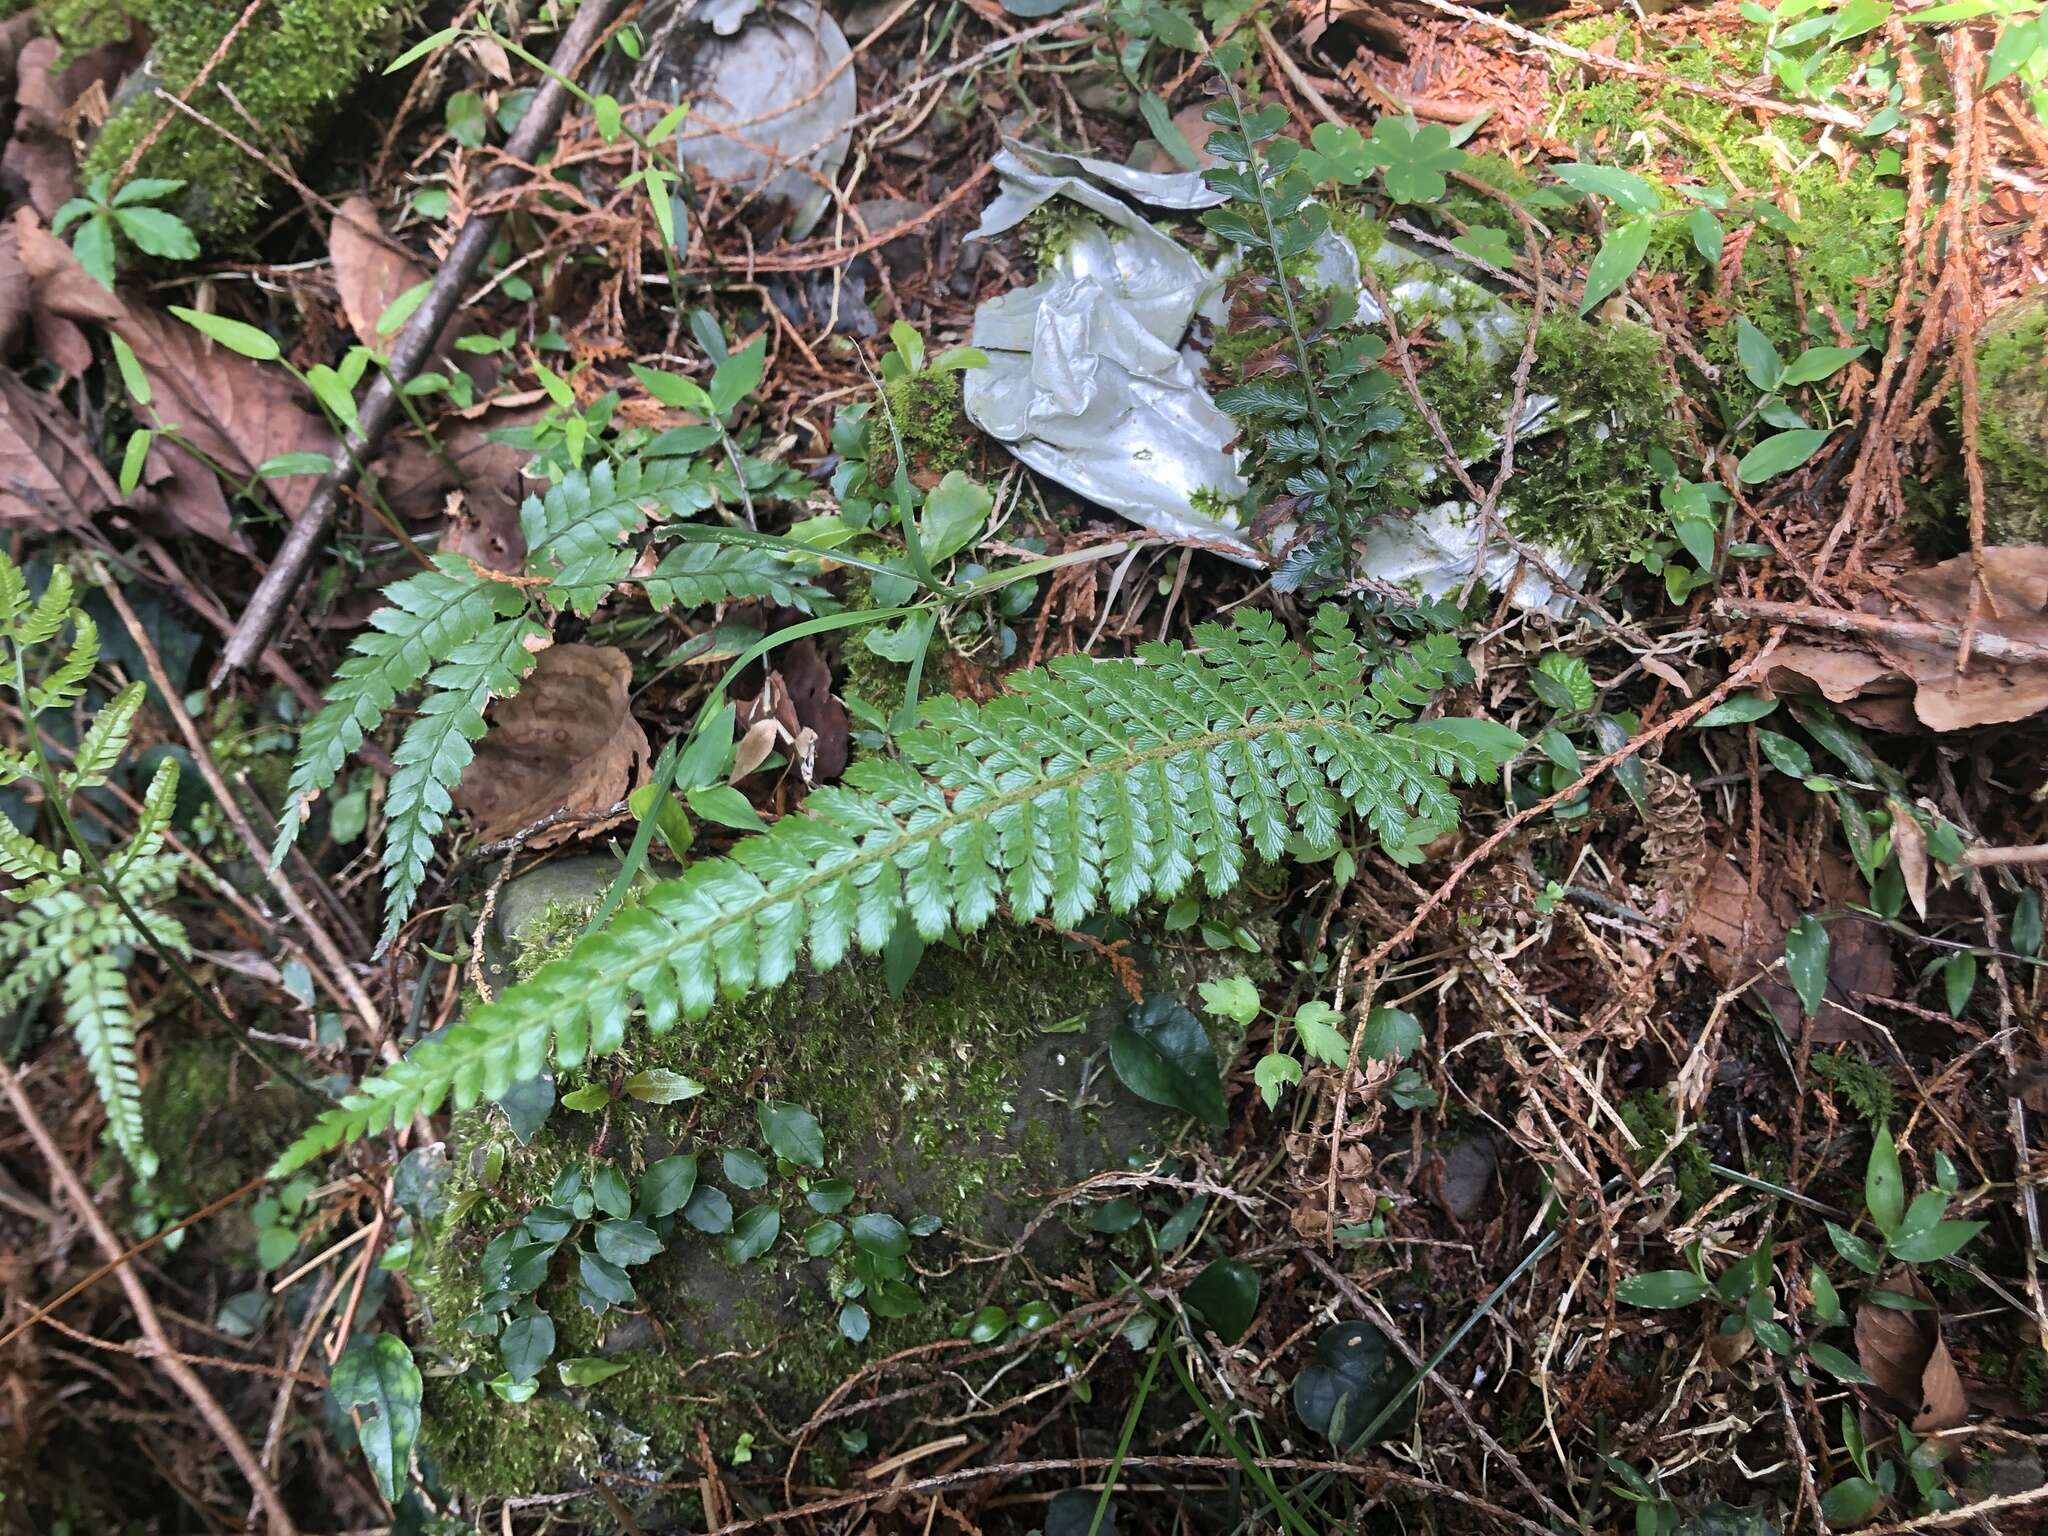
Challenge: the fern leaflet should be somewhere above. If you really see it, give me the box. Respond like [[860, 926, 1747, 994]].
[[273, 611, 1523, 1173], [379, 619, 548, 946]]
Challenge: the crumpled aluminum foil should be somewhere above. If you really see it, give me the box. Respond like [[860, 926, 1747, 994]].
[[961, 142, 1587, 611], [621, 0, 855, 239]]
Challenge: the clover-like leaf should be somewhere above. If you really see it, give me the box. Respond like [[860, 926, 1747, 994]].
[[1364, 118, 1466, 204]]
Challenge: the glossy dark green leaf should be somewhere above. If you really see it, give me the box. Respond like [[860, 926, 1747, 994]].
[[725, 1204, 781, 1264], [758, 1101, 826, 1167], [330, 1333, 423, 1500], [851, 1212, 910, 1259], [722, 1148, 770, 1190], [499, 1312, 555, 1385], [806, 1178, 855, 1214], [1786, 915, 1830, 1018], [638, 1154, 698, 1219], [594, 1218, 662, 1267], [1184, 1258, 1260, 1343], [683, 1184, 733, 1234], [1108, 994, 1226, 1127]]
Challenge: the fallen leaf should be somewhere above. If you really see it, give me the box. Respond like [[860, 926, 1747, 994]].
[[0, 222, 30, 357], [780, 638, 847, 785], [376, 404, 541, 555], [1890, 800, 1929, 920], [329, 196, 427, 349], [1763, 548, 2048, 732], [17, 209, 335, 522], [0, 368, 118, 529], [1691, 854, 1894, 1043], [1855, 1270, 1968, 1433], [455, 645, 650, 844]]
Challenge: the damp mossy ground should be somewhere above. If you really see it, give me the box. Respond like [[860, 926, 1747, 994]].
[[80, 0, 408, 246], [1975, 293, 2048, 545], [865, 371, 973, 485], [1545, 18, 1905, 363], [411, 870, 1271, 1503]]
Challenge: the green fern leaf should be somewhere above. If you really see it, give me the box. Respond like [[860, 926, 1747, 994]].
[[65, 680, 145, 792], [275, 556, 526, 860], [14, 565, 75, 647], [64, 949, 155, 1181], [525, 457, 703, 614], [25, 609, 99, 714], [378, 618, 548, 946], [640, 544, 831, 614], [273, 611, 1523, 1173]]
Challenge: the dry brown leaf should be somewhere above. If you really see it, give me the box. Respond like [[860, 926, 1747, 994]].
[[1855, 1270, 1968, 1433], [1890, 798, 1929, 920], [0, 369, 118, 529], [1692, 855, 1894, 1043], [1765, 548, 2048, 731], [0, 223, 30, 358], [455, 645, 650, 844], [329, 196, 427, 349], [16, 208, 336, 527], [376, 405, 541, 559]]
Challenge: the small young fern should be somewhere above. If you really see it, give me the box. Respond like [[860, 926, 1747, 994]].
[[0, 556, 188, 1183], [274, 453, 834, 946], [272, 608, 1522, 1174]]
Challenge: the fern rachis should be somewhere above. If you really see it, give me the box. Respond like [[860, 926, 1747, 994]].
[[272, 610, 1522, 1173]]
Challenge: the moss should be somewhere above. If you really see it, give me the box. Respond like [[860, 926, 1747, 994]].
[[865, 371, 972, 486], [1619, 1089, 1715, 1212], [40, 0, 131, 53], [1410, 309, 1675, 565], [1975, 294, 2048, 544], [141, 1036, 304, 1212], [413, 878, 1273, 1500], [1809, 1046, 1895, 1128], [1023, 200, 1112, 278], [418, 1376, 602, 1500], [82, 0, 410, 246], [1545, 18, 1903, 363]]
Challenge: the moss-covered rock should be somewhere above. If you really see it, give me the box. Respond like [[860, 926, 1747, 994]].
[[141, 1036, 306, 1215], [411, 858, 1268, 1505], [1976, 291, 2048, 545], [82, 0, 409, 246]]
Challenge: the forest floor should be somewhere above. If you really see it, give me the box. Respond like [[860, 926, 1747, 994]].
[[3, 0, 2048, 1533]]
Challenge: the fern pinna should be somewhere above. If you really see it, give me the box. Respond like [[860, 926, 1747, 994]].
[[273, 455, 831, 946], [272, 609, 1521, 1173], [1, 558, 189, 1183]]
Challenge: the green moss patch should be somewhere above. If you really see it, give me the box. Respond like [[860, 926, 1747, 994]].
[[411, 869, 1270, 1503], [84, 0, 409, 246], [1976, 292, 2048, 545]]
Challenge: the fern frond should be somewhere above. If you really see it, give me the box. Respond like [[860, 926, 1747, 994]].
[[63, 949, 155, 1181], [64, 680, 145, 792], [0, 551, 26, 626], [0, 889, 93, 1007], [274, 611, 1523, 1173], [274, 556, 527, 859], [378, 618, 548, 946], [14, 565, 74, 647], [525, 457, 702, 614], [640, 544, 832, 614], [25, 610, 99, 714], [111, 757, 181, 880]]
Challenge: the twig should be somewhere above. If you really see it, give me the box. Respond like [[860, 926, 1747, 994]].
[[1962, 844, 2048, 868], [0, 1058, 299, 1536], [213, 0, 632, 684], [1713, 597, 2048, 665]]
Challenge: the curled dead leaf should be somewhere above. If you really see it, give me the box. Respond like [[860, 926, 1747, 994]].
[[454, 645, 650, 845], [1758, 548, 2048, 732], [1854, 1269, 1968, 1433], [16, 209, 335, 532], [1890, 799, 1929, 920]]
